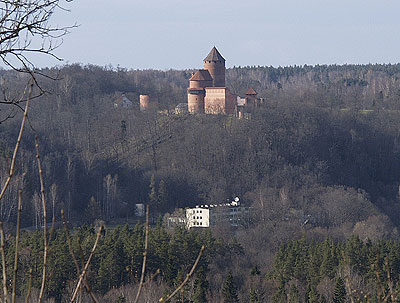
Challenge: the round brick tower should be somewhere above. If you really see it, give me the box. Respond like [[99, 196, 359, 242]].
[[203, 47, 226, 87], [187, 70, 213, 113], [139, 94, 150, 111]]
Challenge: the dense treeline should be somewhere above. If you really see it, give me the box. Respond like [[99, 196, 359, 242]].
[[271, 236, 400, 302], [3, 222, 241, 302], [8, 224, 400, 302]]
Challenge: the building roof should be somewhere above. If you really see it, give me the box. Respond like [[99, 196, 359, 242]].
[[245, 88, 258, 95], [175, 103, 188, 109], [114, 94, 133, 105], [189, 69, 213, 81], [203, 46, 226, 62]]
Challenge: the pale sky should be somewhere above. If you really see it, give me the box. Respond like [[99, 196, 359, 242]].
[[30, 0, 400, 70]]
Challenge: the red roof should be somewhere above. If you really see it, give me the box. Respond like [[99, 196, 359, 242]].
[[245, 88, 257, 95], [190, 69, 213, 81]]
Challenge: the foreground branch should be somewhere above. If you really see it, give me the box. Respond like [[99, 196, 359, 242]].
[[134, 204, 150, 303], [70, 225, 103, 303], [159, 245, 205, 303], [62, 210, 100, 303], [35, 136, 48, 303], [0, 81, 32, 203], [0, 223, 8, 303], [11, 190, 22, 303]]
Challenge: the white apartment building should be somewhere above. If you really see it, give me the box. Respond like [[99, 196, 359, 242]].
[[185, 198, 249, 229], [186, 207, 210, 228]]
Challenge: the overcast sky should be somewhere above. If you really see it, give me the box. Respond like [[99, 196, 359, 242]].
[[33, 0, 400, 70]]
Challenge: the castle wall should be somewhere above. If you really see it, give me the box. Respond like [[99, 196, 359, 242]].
[[226, 90, 237, 115], [204, 88, 227, 114], [204, 88, 237, 115]]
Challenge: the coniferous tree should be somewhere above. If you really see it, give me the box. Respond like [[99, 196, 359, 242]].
[[193, 268, 208, 303], [222, 271, 240, 303], [307, 287, 320, 303], [288, 284, 300, 303], [333, 277, 346, 303], [272, 279, 287, 303], [149, 174, 158, 205], [249, 288, 260, 303], [158, 179, 168, 212]]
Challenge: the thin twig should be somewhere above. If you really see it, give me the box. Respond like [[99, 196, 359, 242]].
[[143, 269, 161, 287], [70, 226, 103, 303], [77, 241, 99, 303], [24, 269, 33, 303], [11, 190, 22, 303], [134, 204, 150, 303], [61, 210, 100, 303], [0, 223, 8, 303], [35, 136, 47, 303], [159, 245, 205, 302], [0, 81, 32, 203]]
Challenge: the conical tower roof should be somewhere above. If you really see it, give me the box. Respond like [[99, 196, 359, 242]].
[[204, 47, 226, 62]]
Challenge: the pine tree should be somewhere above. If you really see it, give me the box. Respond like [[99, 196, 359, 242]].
[[272, 279, 287, 303], [158, 179, 168, 212], [193, 268, 208, 303], [288, 284, 300, 303], [320, 238, 336, 279], [307, 287, 320, 303], [333, 277, 346, 303], [222, 271, 240, 303], [149, 174, 158, 205], [249, 288, 259, 303]]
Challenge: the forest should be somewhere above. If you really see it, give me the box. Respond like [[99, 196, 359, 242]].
[[3, 62, 400, 301]]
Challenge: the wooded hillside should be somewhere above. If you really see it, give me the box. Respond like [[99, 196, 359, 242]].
[[2, 63, 400, 301]]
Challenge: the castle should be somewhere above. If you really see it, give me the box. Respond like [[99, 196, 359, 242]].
[[187, 47, 260, 116]]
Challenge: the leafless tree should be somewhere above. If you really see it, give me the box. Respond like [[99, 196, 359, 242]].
[[0, 0, 75, 121], [0, 0, 75, 77]]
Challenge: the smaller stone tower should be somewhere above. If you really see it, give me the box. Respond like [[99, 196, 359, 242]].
[[245, 88, 258, 108], [203, 47, 226, 87], [140, 95, 158, 112]]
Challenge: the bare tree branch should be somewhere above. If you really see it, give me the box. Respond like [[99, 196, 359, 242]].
[[25, 269, 33, 303], [35, 135, 48, 303], [0, 81, 32, 207], [0, 222, 8, 303], [159, 245, 205, 303], [134, 204, 150, 303], [61, 210, 100, 303], [11, 189, 21, 303], [0, 0, 77, 95], [70, 225, 103, 303]]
